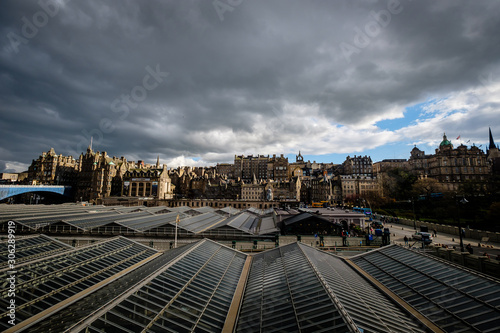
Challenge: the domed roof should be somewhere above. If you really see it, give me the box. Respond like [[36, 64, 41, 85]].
[[440, 133, 453, 148]]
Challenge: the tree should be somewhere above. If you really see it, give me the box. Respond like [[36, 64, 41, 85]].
[[487, 202, 500, 224], [362, 190, 389, 209], [382, 168, 418, 200], [411, 177, 440, 199]]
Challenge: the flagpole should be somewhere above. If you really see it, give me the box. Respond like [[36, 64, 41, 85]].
[[175, 213, 179, 249]]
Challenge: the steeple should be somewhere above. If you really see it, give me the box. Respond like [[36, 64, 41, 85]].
[[489, 127, 496, 150], [156, 155, 160, 168], [296, 150, 303, 162]]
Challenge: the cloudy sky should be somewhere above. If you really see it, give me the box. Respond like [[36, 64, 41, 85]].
[[1, 0, 500, 172]]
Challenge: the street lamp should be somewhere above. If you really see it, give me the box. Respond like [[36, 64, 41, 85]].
[[456, 196, 468, 253], [411, 198, 417, 231]]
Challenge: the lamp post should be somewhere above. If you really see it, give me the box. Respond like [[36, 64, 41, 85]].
[[456, 197, 468, 253], [411, 198, 417, 231], [174, 213, 179, 249]]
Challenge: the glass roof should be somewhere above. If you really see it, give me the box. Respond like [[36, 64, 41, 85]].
[[299, 244, 426, 332], [3, 237, 500, 333], [29, 242, 199, 333], [0, 234, 72, 269], [178, 212, 227, 234], [351, 245, 500, 333], [0, 236, 158, 332], [0, 205, 280, 236], [236, 243, 354, 333], [76, 239, 247, 333]]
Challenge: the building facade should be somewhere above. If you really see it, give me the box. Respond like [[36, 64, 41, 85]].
[[342, 155, 373, 177], [122, 165, 174, 199], [409, 134, 490, 192], [28, 148, 78, 185]]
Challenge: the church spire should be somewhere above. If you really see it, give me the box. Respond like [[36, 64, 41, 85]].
[[156, 155, 160, 168], [489, 127, 496, 150]]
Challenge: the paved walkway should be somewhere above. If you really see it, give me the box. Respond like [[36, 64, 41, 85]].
[[387, 221, 500, 259]]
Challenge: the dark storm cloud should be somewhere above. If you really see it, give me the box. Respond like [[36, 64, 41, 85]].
[[1, 0, 500, 171]]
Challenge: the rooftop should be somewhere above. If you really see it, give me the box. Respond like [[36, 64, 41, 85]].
[[2, 236, 498, 332]]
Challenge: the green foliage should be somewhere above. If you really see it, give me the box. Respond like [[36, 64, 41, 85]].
[[487, 202, 500, 222], [383, 168, 418, 200]]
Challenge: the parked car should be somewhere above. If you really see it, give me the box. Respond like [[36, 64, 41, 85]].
[[412, 232, 433, 244]]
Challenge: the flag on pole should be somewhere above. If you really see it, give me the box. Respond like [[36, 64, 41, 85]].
[[456, 135, 461, 140]]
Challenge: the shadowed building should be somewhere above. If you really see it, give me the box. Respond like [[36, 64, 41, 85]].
[[487, 127, 500, 175], [409, 133, 490, 192], [122, 164, 174, 199]]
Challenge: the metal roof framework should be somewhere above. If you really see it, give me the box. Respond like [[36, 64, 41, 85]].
[[300, 244, 427, 332], [236, 243, 429, 333], [1, 235, 500, 333], [177, 212, 227, 234], [0, 205, 122, 224], [351, 245, 500, 333], [72, 239, 248, 333], [0, 234, 72, 269], [0, 236, 160, 332]]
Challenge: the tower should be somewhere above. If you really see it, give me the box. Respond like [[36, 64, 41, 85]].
[[487, 127, 500, 174], [296, 151, 304, 163], [489, 127, 496, 150]]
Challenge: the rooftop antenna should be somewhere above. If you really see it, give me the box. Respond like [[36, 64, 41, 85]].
[[90, 136, 93, 150]]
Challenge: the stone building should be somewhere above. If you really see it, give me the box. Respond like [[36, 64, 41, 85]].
[[76, 147, 133, 202], [342, 155, 373, 177], [409, 133, 490, 192], [216, 163, 234, 178], [268, 154, 289, 182], [340, 175, 379, 204], [241, 181, 265, 201], [122, 164, 174, 199], [0, 173, 19, 183], [268, 177, 301, 202], [204, 180, 241, 200], [233, 154, 290, 182], [234, 155, 269, 181], [487, 127, 500, 175], [28, 148, 78, 185], [338, 155, 378, 204], [373, 159, 409, 175]]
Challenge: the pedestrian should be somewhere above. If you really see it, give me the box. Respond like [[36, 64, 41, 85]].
[[466, 243, 473, 254], [404, 235, 408, 246], [433, 229, 437, 237]]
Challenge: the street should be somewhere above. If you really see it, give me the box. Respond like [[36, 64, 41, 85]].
[[382, 220, 500, 259]]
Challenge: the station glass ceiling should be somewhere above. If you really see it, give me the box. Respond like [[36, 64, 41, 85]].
[[0, 234, 71, 269], [0, 205, 278, 236], [75, 239, 247, 333], [351, 245, 500, 333], [2, 233, 500, 333], [0, 236, 159, 332]]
